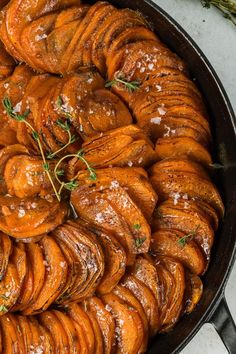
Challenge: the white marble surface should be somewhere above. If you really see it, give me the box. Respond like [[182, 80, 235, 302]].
[[151, 0, 236, 353]]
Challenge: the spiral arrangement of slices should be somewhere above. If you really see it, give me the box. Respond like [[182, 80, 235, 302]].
[[0, 0, 224, 353]]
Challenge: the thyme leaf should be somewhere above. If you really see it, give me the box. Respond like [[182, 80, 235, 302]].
[[178, 225, 200, 248], [105, 72, 140, 92]]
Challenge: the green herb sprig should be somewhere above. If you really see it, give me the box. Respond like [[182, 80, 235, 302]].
[[201, 0, 236, 25], [3, 97, 96, 201], [135, 237, 146, 248], [178, 225, 200, 248], [0, 305, 8, 313], [3, 97, 61, 201], [105, 72, 140, 92]]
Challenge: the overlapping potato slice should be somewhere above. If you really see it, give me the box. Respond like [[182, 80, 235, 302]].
[[0, 233, 11, 280], [153, 198, 215, 260], [150, 158, 224, 217], [68, 125, 157, 178], [121, 273, 160, 337], [151, 229, 206, 275], [0, 195, 68, 239], [0, 41, 15, 80], [183, 270, 203, 314], [155, 137, 212, 165], [54, 220, 104, 303], [153, 256, 185, 332], [83, 297, 116, 354], [71, 172, 151, 264], [101, 292, 146, 354], [72, 167, 157, 221]]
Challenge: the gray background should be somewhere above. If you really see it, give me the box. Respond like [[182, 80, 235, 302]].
[[151, 0, 236, 353]]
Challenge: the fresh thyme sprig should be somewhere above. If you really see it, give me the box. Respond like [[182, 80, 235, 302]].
[[135, 237, 146, 248], [178, 225, 200, 248], [3, 97, 61, 202], [0, 305, 8, 313], [2, 97, 96, 201], [105, 72, 140, 92], [54, 149, 97, 194], [201, 0, 236, 25]]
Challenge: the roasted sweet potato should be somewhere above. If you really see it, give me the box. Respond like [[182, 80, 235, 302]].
[[155, 256, 185, 332], [150, 158, 224, 217], [0, 314, 22, 353], [84, 297, 116, 354], [102, 292, 146, 354], [155, 136, 212, 165], [112, 285, 148, 352], [0, 41, 15, 79], [0, 262, 21, 315], [0, 195, 68, 239], [68, 125, 157, 178], [82, 304, 104, 354], [70, 180, 151, 264], [0, 233, 11, 281], [53, 221, 104, 303], [151, 229, 206, 275], [153, 199, 215, 260], [121, 274, 160, 337], [22, 235, 68, 315], [67, 303, 95, 354], [183, 271, 203, 314], [73, 167, 157, 221]]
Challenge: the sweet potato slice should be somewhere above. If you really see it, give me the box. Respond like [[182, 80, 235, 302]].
[[75, 89, 132, 140], [5, 314, 26, 353], [53, 221, 104, 303], [102, 292, 145, 354], [0, 314, 22, 353], [21, 243, 46, 310], [154, 199, 215, 259], [23, 235, 67, 315], [67, 303, 95, 354], [82, 305, 104, 354], [121, 274, 160, 337], [184, 271, 203, 314], [131, 255, 160, 307], [95, 228, 127, 295], [84, 297, 116, 354], [0, 195, 68, 239], [0, 233, 11, 281], [0, 262, 21, 315], [0, 41, 15, 79], [150, 159, 224, 217], [75, 167, 157, 221], [151, 230, 206, 275], [70, 187, 136, 265], [156, 256, 185, 332], [112, 285, 148, 352], [155, 137, 212, 165], [39, 309, 70, 353], [68, 125, 157, 177], [51, 310, 80, 353]]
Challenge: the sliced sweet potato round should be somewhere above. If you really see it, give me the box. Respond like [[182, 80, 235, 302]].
[[101, 292, 145, 354], [151, 230, 206, 275], [0, 314, 22, 353], [82, 304, 104, 354], [0, 262, 21, 315], [51, 309, 80, 353], [84, 297, 116, 354], [112, 285, 148, 352], [153, 199, 215, 259], [150, 160, 224, 217], [155, 136, 212, 165], [95, 228, 127, 295], [156, 256, 185, 332], [39, 310, 70, 352], [184, 271, 203, 314], [0, 232, 11, 281], [67, 303, 95, 354], [0, 195, 68, 239], [53, 221, 104, 303], [121, 274, 160, 337]]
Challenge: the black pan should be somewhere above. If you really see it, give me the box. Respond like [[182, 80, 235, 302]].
[[89, 0, 236, 352]]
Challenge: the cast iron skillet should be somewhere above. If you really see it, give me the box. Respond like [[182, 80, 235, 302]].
[[89, 0, 236, 352]]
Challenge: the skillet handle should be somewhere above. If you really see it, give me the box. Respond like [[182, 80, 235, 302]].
[[210, 296, 236, 354]]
